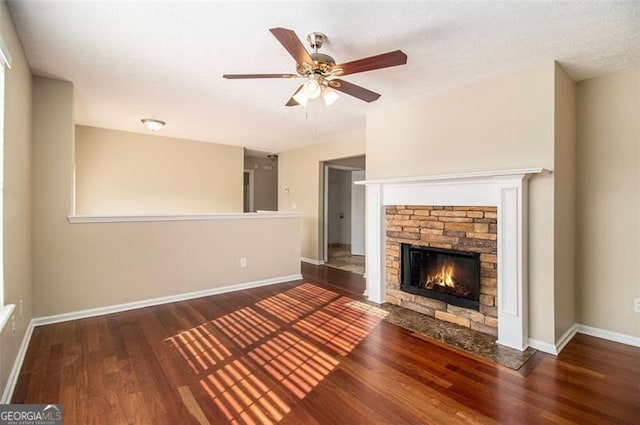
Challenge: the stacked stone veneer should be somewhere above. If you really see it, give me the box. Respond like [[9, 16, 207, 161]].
[[386, 205, 498, 336]]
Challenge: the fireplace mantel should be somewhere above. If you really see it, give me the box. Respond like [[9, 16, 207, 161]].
[[356, 168, 547, 185], [355, 168, 548, 351]]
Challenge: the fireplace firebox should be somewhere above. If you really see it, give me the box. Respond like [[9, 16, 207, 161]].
[[401, 244, 480, 311]]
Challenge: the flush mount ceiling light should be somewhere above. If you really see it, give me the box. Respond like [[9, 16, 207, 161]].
[[141, 118, 165, 132]]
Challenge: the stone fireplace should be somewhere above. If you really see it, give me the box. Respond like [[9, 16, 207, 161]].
[[356, 169, 546, 351], [386, 205, 498, 336]]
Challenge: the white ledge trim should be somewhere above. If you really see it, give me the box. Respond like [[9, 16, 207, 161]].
[[68, 211, 303, 224], [355, 168, 549, 185]]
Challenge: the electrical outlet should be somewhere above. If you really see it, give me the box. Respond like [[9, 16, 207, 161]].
[[240, 257, 247, 268], [634, 298, 640, 313]]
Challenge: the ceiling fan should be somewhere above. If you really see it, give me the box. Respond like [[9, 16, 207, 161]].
[[223, 28, 408, 107]]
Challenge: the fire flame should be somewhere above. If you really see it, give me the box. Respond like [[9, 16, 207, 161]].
[[425, 264, 456, 288]]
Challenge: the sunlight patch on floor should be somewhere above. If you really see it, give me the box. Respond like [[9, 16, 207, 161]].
[[167, 323, 232, 374], [200, 359, 290, 425], [248, 331, 338, 399], [166, 282, 383, 424]]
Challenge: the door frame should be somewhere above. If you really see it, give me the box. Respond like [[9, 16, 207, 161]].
[[350, 169, 366, 256], [322, 164, 365, 263], [243, 169, 254, 212]]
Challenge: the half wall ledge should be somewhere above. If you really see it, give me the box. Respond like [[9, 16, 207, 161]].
[[67, 211, 303, 224]]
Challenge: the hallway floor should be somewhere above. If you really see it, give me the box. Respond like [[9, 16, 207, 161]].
[[326, 244, 365, 275]]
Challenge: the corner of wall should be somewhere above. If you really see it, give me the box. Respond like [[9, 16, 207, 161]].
[[552, 63, 577, 341]]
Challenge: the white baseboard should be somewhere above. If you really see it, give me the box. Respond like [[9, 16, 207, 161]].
[[527, 338, 558, 355], [529, 322, 640, 355], [555, 324, 578, 354], [33, 274, 302, 327], [1, 320, 35, 403], [528, 324, 577, 355], [301, 257, 324, 266], [576, 324, 640, 347]]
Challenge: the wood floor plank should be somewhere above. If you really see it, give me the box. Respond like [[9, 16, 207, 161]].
[[11, 263, 640, 424]]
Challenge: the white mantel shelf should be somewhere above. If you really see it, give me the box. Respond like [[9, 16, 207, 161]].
[[67, 211, 303, 224], [359, 168, 549, 351], [355, 168, 549, 186]]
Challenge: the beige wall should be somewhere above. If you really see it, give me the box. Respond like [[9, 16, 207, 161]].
[[0, 0, 33, 394], [553, 64, 577, 340], [367, 63, 558, 344], [244, 156, 278, 211], [32, 77, 75, 314], [278, 133, 366, 260], [32, 77, 300, 317], [576, 68, 640, 337], [36, 217, 301, 316], [75, 126, 243, 214], [366, 64, 555, 179]]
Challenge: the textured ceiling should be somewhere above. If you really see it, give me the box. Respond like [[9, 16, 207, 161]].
[[8, 1, 640, 153]]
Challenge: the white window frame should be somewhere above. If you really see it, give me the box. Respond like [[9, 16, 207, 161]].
[[0, 54, 4, 309], [0, 35, 13, 312]]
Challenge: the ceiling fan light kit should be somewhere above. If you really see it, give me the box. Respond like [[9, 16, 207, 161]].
[[322, 88, 340, 106], [303, 76, 322, 99], [292, 89, 309, 107], [223, 27, 407, 107]]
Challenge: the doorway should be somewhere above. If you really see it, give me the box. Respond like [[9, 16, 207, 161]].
[[322, 155, 366, 275], [243, 169, 254, 213], [244, 149, 278, 212]]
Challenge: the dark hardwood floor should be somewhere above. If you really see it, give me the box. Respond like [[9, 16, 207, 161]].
[[12, 263, 640, 424]]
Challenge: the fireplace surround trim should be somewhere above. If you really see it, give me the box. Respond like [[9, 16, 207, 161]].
[[355, 168, 547, 351]]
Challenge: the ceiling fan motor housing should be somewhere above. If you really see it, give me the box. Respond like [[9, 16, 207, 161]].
[[296, 53, 336, 76]]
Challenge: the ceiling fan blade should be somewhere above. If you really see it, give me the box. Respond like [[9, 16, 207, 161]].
[[331, 50, 407, 76], [285, 85, 303, 106], [269, 27, 314, 68], [329, 79, 381, 102], [223, 73, 298, 79]]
